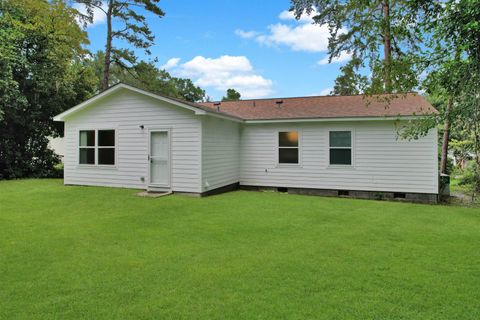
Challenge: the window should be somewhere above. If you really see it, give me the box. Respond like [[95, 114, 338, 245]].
[[79, 129, 115, 165], [329, 131, 352, 165], [278, 131, 299, 164], [79, 130, 95, 164], [98, 130, 115, 165]]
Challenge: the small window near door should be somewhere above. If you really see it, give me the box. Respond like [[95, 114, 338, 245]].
[[329, 131, 352, 165], [279, 131, 299, 164]]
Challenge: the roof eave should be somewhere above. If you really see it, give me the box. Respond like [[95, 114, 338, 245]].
[[244, 115, 432, 124]]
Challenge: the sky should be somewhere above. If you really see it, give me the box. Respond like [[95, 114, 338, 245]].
[[78, 0, 351, 101]]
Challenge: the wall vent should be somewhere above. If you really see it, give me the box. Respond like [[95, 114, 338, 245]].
[[338, 190, 349, 196]]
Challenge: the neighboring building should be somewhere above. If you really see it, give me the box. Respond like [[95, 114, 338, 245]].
[[448, 150, 475, 170], [54, 83, 439, 202], [48, 136, 65, 160]]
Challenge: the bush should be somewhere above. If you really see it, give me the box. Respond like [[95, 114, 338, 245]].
[[50, 163, 64, 179], [459, 162, 480, 193]]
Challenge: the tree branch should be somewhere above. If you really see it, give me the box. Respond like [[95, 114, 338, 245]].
[[75, 1, 107, 15]]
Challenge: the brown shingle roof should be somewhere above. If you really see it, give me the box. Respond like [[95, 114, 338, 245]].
[[199, 93, 437, 120]]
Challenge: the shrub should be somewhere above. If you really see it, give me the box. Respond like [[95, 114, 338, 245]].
[[459, 162, 480, 194], [50, 163, 64, 179]]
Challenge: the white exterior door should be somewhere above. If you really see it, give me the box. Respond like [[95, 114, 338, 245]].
[[149, 131, 170, 187]]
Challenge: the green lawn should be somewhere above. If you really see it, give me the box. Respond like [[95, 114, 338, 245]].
[[1, 180, 480, 319]]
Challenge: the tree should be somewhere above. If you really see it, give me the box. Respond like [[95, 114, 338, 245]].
[[290, 0, 429, 94], [290, 0, 480, 189], [87, 52, 206, 102], [172, 77, 206, 103], [333, 58, 367, 95], [0, 0, 97, 179], [76, 0, 164, 90], [420, 0, 480, 180], [117, 61, 206, 102], [438, 1, 479, 181], [396, 0, 480, 184], [450, 132, 475, 171], [222, 89, 241, 101], [85, 50, 106, 92]]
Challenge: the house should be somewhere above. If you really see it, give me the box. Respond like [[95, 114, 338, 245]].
[[54, 83, 439, 203]]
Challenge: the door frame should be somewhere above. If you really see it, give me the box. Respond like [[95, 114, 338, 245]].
[[147, 128, 172, 189]]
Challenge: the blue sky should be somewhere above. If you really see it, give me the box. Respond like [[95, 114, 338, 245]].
[[80, 0, 350, 100]]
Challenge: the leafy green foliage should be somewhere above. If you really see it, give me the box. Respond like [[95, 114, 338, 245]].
[[171, 77, 207, 103], [421, 0, 480, 185], [397, 93, 446, 141], [333, 58, 367, 95], [222, 88, 241, 101], [450, 132, 475, 169], [459, 162, 480, 196], [291, 0, 425, 94], [310, 0, 480, 190], [0, 0, 96, 179]]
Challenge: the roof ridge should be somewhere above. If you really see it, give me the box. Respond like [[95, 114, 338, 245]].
[[203, 92, 420, 104]]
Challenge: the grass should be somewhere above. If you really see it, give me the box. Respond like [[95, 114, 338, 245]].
[[1, 179, 480, 319], [451, 177, 469, 193]]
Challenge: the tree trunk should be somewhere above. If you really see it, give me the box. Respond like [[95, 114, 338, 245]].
[[474, 95, 480, 194], [383, 0, 392, 93], [440, 97, 453, 174], [102, 1, 113, 90]]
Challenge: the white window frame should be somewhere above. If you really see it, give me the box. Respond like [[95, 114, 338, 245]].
[[78, 129, 117, 167], [277, 130, 302, 166], [79, 130, 96, 166], [328, 129, 354, 167]]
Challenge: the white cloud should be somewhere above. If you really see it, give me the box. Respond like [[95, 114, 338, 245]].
[[317, 51, 352, 65], [235, 29, 259, 39], [73, 3, 107, 27], [236, 9, 344, 54], [278, 9, 316, 23], [160, 57, 181, 70], [168, 55, 273, 99], [317, 87, 333, 96], [181, 55, 253, 75], [256, 23, 331, 52]]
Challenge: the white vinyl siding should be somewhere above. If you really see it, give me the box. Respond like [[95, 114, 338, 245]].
[[201, 116, 240, 192], [63, 89, 202, 192], [240, 121, 438, 194], [61, 87, 438, 195]]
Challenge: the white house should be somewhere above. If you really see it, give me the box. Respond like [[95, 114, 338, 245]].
[[54, 83, 439, 202]]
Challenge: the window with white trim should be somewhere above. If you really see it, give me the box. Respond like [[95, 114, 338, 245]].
[[278, 131, 299, 164], [329, 131, 352, 165], [79, 129, 115, 165], [79, 130, 95, 164]]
